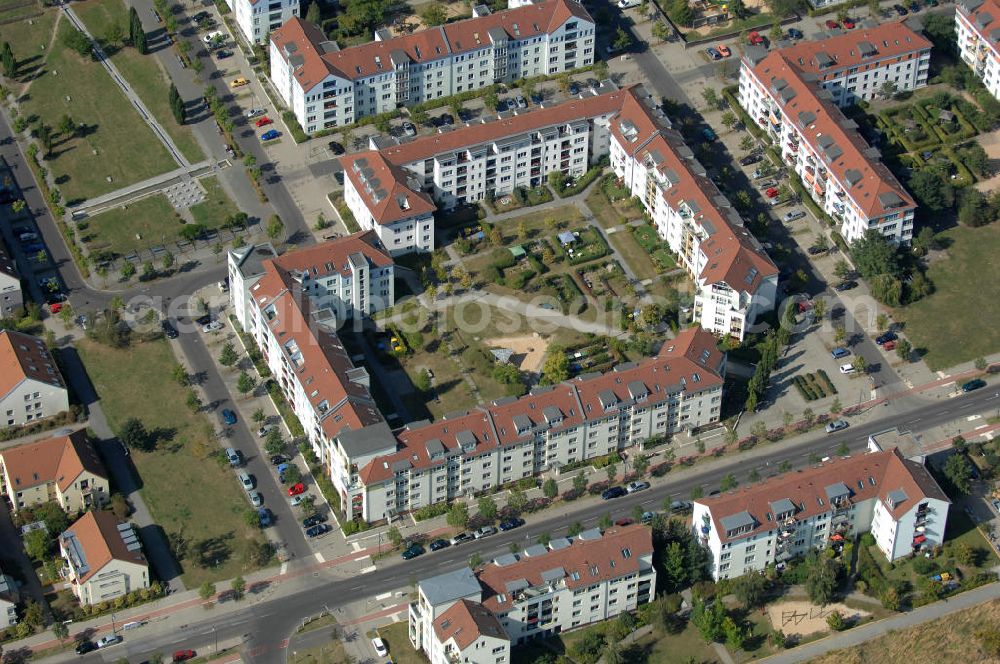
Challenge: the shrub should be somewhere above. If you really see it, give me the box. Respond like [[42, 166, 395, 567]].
[[413, 502, 450, 521]]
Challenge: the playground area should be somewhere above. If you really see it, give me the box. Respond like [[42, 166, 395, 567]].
[[765, 600, 872, 638], [483, 334, 549, 374]]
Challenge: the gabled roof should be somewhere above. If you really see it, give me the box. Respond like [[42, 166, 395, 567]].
[[0, 330, 66, 399], [775, 22, 930, 78], [271, 0, 592, 90], [696, 448, 949, 544], [959, 0, 1000, 45], [339, 153, 436, 226], [61, 511, 147, 583], [274, 230, 394, 276], [0, 430, 106, 493], [434, 599, 508, 650], [746, 52, 915, 217]]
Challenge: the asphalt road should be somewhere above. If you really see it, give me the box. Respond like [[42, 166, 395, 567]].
[[57, 387, 1000, 664]]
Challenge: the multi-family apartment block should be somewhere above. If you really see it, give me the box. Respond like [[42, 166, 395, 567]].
[[225, 0, 299, 45], [270, 0, 595, 133], [957, 0, 1000, 99], [609, 86, 778, 341], [693, 447, 950, 581], [740, 42, 917, 244], [59, 511, 150, 606], [0, 238, 22, 316], [0, 567, 17, 627], [342, 84, 623, 254], [0, 430, 109, 514], [340, 325, 725, 522], [0, 329, 69, 428], [410, 525, 655, 661]]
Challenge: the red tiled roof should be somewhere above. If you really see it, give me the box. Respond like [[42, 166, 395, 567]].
[[612, 91, 777, 294], [657, 326, 725, 374], [697, 448, 949, 544], [0, 430, 106, 493], [339, 152, 436, 225], [478, 525, 653, 611], [957, 0, 1000, 44], [272, 0, 592, 88], [776, 22, 930, 79], [358, 328, 724, 485], [0, 330, 65, 400], [433, 599, 508, 650], [63, 511, 147, 583], [746, 52, 915, 218], [274, 230, 394, 276]]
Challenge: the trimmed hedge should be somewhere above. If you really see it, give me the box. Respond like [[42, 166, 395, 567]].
[[281, 111, 309, 143], [553, 166, 603, 198]]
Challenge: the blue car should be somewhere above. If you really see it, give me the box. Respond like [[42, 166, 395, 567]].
[[701, 127, 717, 141], [222, 409, 237, 425], [258, 507, 272, 527], [705, 47, 721, 60], [260, 129, 281, 141]]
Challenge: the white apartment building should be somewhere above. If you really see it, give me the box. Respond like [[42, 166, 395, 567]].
[[0, 330, 69, 428], [0, 239, 22, 317], [59, 511, 150, 606], [410, 525, 655, 657], [0, 568, 18, 627], [609, 87, 778, 341], [957, 0, 1000, 99], [693, 448, 950, 581], [341, 84, 624, 254], [269, 0, 595, 133], [740, 51, 917, 244], [0, 430, 109, 514], [345, 325, 725, 522], [225, 0, 299, 45]]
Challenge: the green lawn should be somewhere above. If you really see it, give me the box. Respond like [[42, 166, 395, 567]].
[[895, 223, 1000, 370], [377, 621, 426, 664], [189, 176, 241, 228], [83, 193, 182, 257], [74, 0, 204, 164], [78, 338, 272, 587], [0, 9, 56, 86], [628, 623, 724, 663], [607, 228, 659, 281], [9, 18, 176, 203]]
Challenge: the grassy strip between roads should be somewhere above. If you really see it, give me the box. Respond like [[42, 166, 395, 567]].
[[73, 0, 205, 165], [83, 193, 182, 258], [78, 338, 272, 587]]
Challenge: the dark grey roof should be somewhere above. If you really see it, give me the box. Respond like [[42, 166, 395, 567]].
[[419, 566, 481, 606], [391, 459, 412, 473], [231, 244, 279, 279], [744, 44, 768, 65], [976, 10, 994, 28], [857, 40, 877, 57], [887, 488, 908, 507], [494, 553, 519, 567], [540, 567, 565, 582], [627, 381, 648, 399], [488, 26, 508, 42], [661, 168, 681, 185], [720, 511, 755, 532], [779, 86, 797, 103], [815, 51, 835, 68], [844, 169, 863, 187], [769, 498, 797, 516], [337, 421, 396, 458], [878, 191, 905, 208], [522, 544, 548, 557], [961, 0, 984, 10], [597, 390, 618, 409], [505, 578, 530, 592], [578, 527, 603, 541], [425, 438, 445, 458], [548, 537, 573, 551], [512, 414, 533, 432], [825, 482, 852, 502], [542, 406, 563, 423], [456, 430, 477, 448], [797, 110, 817, 127]]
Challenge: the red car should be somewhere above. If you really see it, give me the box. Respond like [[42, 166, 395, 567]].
[[842, 17, 856, 28], [255, 116, 272, 127], [825, 19, 840, 29], [615, 517, 634, 526], [765, 187, 779, 198], [173, 651, 196, 663], [49, 302, 63, 314], [748, 31, 764, 45], [288, 482, 306, 496], [716, 43, 731, 57]]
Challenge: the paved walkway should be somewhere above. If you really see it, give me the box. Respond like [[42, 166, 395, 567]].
[[68, 160, 218, 218], [758, 581, 1000, 663], [62, 6, 189, 168]]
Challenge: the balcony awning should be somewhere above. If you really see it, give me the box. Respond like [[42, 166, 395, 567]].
[[913, 534, 927, 545], [830, 533, 844, 542]]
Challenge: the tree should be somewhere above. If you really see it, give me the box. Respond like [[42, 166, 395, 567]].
[[172, 363, 189, 386], [701, 87, 719, 111], [769, 22, 783, 43], [237, 371, 257, 396], [508, 487, 528, 513], [484, 90, 499, 111], [830, 397, 842, 414], [723, 616, 746, 650], [219, 342, 239, 367], [606, 462, 617, 483], [252, 408, 266, 424], [613, 27, 631, 51], [421, 3, 448, 26], [895, 338, 912, 361], [720, 111, 737, 131], [415, 368, 432, 393], [720, 473, 738, 491], [812, 297, 827, 321], [63, 27, 92, 57], [633, 454, 649, 476], [834, 326, 847, 345], [161, 251, 175, 271], [668, 0, 693, 26], [52, 620, 69, 642], [540, 347, 569, 384], [477, 495, 498, 521], [908, 170, 953, 213], [943, 453, 973, 495], [739, 135, 754, 152], [119, 417, 152, 451], [169, 83, 186, 125], [543, 478, 558, 498], [306, 0, 322, 23], [975, 356, 989, 372], [410, 108, 429, 127], [130, 6, 148, 54], [690, 595, 727, 641], [387, 526, 403, 548], [284, 463, 301, 484], [850, 230, 901, 279], [264, 428, 285, 455], [573, 471, 587, 494], [447, 502, 470, 529], [267, 214, 284, 240], [804, 553, 838, 605], [121, 261, 136, 281], [23, 528, 50, 561], [232, 575, 246, 599], [851, 355, 868, 375], [958, 188, 992, 227], [37, 123, 54, 155], [199, 581, 216, 602], [833, 259, 851, 281], [826, 610, 845, 631], [803, 407, 815, 425], [733, 572, 767, 609], [652, 20, 672, 42], [729, 0, 745, 17], [876, 313, 889, 332], [1, 41, 15, 78], [186, 390, 202, 412]]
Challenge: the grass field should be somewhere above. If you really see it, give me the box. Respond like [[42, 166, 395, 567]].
[[377, 622, 423, 664], [189, 176, 241, 228], [607, 227, 659, 281], [83, 193, 182, 257], [74, 0, 204, 164], [896, 223, 1000, 370], [5, 17, 176, 203], [811, 598, 1000, 664], [78, 338, 271, 587], [0, 10, 56, 88]]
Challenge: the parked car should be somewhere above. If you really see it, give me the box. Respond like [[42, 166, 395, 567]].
[[372, 638, 389, 658], [807, 245, 827, 255], [765, 187, 779, 198], [752, 167, 769, 179], [246, 108, 265, 118], [641, 511, 656, 523], [429, 538, 451, 551], [255, 116, 272, 127], [248, 491, 263, 507], [303, 513, 326, 528], [825, 19, 840, 29], [203, 320, 223, 333], [222, 409, 237, 425], [225, 448, 242, 467], [747, 31, 764, 45], [328, 140, 345, 155], [76, 641, 97, 655], [740, 154, 762, 166], [257, 425, 273, 437], [825, 419, 849, 433], [288, 482, 306, 496], [602, 486, 627, 500], [306, 523, 331, 538], [842, 17, 856, 28], [875, 331, 898, 345], [258, 507, 273, 527], [238, 472, 255, 491], [260, 129, 281, 141], [450, 532, 474, 545], [290, 495, 305, 507], [96, 636, 122, 649], [203, 30, 224, 44], [839, 363, 856, 375], [515, 94, 527, 108], [834, 280, 857, 291], [716, 43, 731, 57], [669, 500, 693, 513], [270, 454, 287, 465], [230, 77, 249, 88], [531, 93, 544, 104], [215, 49, 233, 59], [757, 179, 777, 189], [474, 525, 498, 539], [161, 319, 178, 339], [705, 47, 722, 60], [962, 379, 987, 392], [402, 121, 416, 137], [568, 82, 581, 95], [615, 517, 634, 527], [626, 481, 649, 493], [401, 543, 425, 559], [893, 3, 908, 14], [787, 28, 803, 39], [831, 347, 850, 359], [499, 517, 525, 531], [782, 210, 805, 222], [701, 127, 717, 141]]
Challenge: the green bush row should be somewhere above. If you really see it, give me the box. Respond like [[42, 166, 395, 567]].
[[413, 502, 450, 521]]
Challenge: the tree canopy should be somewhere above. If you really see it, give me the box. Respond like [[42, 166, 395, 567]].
[[850, 230, 901, 279]]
